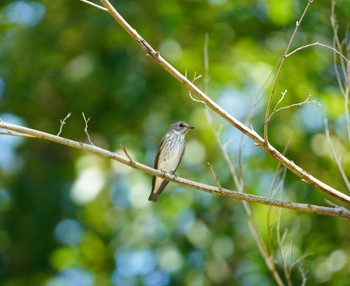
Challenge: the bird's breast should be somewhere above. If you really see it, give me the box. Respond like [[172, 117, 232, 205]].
[[158, 142, 184, 172]]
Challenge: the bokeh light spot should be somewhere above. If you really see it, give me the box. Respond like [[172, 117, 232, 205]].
[[71, 168, 105, 205], [54, 219, 84, 246], [5, 1, 46, 27]]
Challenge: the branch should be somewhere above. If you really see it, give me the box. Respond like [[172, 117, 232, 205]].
[[207, 162, 222, 191], [264, 0, 314, 141], [82, 112, 94, 145], [325, 120, 350, 192], [1, 120, 350, 218], [186, 71, 205, 104], [203, 42, 285, 283], [120, 144, 134, 165], [285, 41, 349, 61], [83, 0, 350, 204], [57, 112, 71, 136], [268, 91, 321, 122], [206, 110, 284, 285], [80, 0, 106, 11], [331, 0, 350, 141]]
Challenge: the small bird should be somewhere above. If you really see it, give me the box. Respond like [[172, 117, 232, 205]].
[[148, 121, 195, 202]]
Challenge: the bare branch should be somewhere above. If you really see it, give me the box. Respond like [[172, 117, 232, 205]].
[[202, 45, 284, 282], [82, 0, 350, 204], [120, 144, 134, 165], [207, 162, 222, 190], [206, 110, 285, 285], [0, 131, 34, 138], [1, 120, 350, 218], [325, 199, 350, 214], [291, 251, 312, 269], [79, 0, 106, 11], [57, 112, 71, 137], [264, 0, 314, 141], [274, 90, 288, 114], [82, 112, 94, 145], [331, 0, 350, 140], [268, 92, 321, 122], [325, 120, 350, 192], [298, 265, 308, 286], [285, 41, 348, 62], [186, 71, 205, 104]]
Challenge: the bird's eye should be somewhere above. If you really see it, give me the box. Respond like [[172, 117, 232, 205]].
[[179, 123, 184, 127]]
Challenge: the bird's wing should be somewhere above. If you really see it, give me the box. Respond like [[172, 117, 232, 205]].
[[153, 133, 168, 170], [173, 145, 185, 173], [151, 134, 168, 191]]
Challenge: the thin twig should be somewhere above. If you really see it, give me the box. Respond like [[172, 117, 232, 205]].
[[331, 0, 350, 141], [299, 266, 308, 286], [277, 225, 292, 286], [269, 156, 290, 285], [206, 109, 284, 285], [57, 112, 71, 137], [331, 0, 349, 90], [203, 32, 210, 95], [264, 0, 314, 141], [324, 119, 350, 191], [324, 199, 350, 213], [266, 142, 311, 284], [207, 162, 222, 190], [186, 71, 205, 103], [291, 251, 312, 269], [120, 144, 134, 164], [80, 0, 107, 11], [82, 112, 94, 145], [203, 44, 281, 283], [285, 41, 348, 62], [273, 90, 288, 114], [268, 92, 321, 122]]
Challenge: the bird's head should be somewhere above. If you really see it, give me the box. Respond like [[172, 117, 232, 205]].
[[171, 121, 195, 135]]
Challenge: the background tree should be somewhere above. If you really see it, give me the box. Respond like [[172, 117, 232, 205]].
[[0, 0, 350, 285]]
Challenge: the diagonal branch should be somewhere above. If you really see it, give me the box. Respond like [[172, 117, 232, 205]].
[[81, 0, 350, 204], [1, 119, 350, 218]]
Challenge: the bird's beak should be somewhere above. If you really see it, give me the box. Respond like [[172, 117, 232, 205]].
[[188, 125, 195, 129]]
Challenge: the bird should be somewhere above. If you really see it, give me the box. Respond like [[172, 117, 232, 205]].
[[148, 121, 195, 202]]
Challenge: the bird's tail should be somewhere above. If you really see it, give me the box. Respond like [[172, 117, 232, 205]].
[[148, 191, 158, 202], [149, 180, 169, 202]]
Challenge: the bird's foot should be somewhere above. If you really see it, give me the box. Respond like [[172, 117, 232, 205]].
[[159, 170, 176, 180]]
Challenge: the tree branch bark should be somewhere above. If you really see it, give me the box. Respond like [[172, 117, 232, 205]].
[[1, 120, 350, 219], [80, 0, 350, 204]]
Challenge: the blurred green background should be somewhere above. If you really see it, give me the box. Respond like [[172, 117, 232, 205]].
[[1, 0, 350, 285]]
